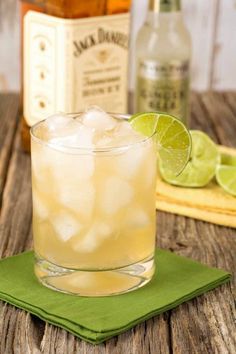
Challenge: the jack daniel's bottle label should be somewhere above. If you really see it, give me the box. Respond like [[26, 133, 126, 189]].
[[136, 59, 189, 123], [23, 11, 130, 126]]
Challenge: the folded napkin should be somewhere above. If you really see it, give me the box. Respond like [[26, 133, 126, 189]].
[[0, 249, 230, 344], [156, 146, 236, 228]]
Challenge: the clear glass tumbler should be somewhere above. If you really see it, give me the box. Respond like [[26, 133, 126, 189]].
[[31, 113, 157, 296]]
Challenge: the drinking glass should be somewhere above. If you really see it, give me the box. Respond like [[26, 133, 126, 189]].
[[31, 113, 157, 296]]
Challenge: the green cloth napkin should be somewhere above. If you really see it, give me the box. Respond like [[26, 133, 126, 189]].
[[0, 249, 230, 344]]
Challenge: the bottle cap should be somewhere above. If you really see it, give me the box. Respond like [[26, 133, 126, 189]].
[[149, 0, 181, 13]]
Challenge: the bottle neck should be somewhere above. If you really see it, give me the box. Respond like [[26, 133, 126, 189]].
[[146, 0, 183, 29], [145, 10, 183, 29], [149, 0, 181, 13]]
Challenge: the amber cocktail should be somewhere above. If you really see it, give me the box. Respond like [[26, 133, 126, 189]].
[[31, 108, 157, 296]]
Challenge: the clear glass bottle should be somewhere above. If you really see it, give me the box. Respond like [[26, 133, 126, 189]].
[[135, 0, 191, 125]]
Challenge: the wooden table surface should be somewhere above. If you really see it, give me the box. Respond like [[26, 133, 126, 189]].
[[0, 92, 235, 354]]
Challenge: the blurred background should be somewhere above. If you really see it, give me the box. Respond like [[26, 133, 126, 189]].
[[0, 0, 236, 93]]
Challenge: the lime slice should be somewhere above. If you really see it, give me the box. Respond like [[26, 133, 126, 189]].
[[129, 112, 191, 175], [220, 153, 236, 166], [159, 130, 220, 187], [216, 165, 236, 196]]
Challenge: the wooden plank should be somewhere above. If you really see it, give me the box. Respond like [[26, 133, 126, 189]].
[[0, 127, 32, 258], [182, 0, 218, 91], [212, 0, 236, 90], [190, 92, 220, 141], [209, 0, 220, 90], [200, 92, 236, 147], [0, 75, 8, 92], [40, 315, 171, 354], [0, 94, 19, 206], [159, 92, 236, 354], [223, 91, 236, 116], [0, 120, 45, 354], [0, 0, 20, 92], [159, 212, 236, 353], [0, 94, 41, 353]]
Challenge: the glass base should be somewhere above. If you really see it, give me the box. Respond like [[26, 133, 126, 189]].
[[34, 254, 155, 296]]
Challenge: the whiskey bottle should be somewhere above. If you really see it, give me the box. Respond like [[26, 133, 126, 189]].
[[135, 0, 191, 125], [106, 0, 132, 14], [20, 0, 131, 151]]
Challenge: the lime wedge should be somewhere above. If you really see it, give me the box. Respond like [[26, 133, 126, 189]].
[[220, 153, 236, 166], [216, 165, 236, 196], [129, 112, 191, 175], [159, 130, 220, 187]]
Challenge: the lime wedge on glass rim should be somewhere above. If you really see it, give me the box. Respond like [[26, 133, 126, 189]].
[[129, 112, 192, 176], [159, 130, 220, 187]]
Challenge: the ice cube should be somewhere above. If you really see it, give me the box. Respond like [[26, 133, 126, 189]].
[[82, 106, 117, 131], [73, 125, 94, 148], [32, 190, 49, 219], [44, 112, 96, 150], [97, 222, 112, 238], [114, 145, 145, 179], [45, 117, 95, 181], [44, 146, 95, 184], [51, 212, 82, 242], [49, 124, 94, 149], [72, 222, 112, 252], [110, 120, 144, 145], [126, 207, 150, 228], [31, 143, 48, 180], [95, 134, 113, 148], [100, 176, 134, 215], [57, 181, 95, 219], [45, 113, 78, 136], [115, 120, 134, 136]]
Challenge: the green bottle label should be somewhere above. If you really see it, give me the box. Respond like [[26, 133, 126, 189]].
[[136, 59, 190, 124]]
